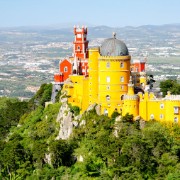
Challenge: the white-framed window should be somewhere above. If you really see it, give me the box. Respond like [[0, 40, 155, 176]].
[[150, 114, 154, 120], [64, 66, 68, 72], [120, 62, 124, 68], [77, 46, 80, 49], [174, 117, 178, 123], [160, 114, 163, 119], [104, 109, 108, 116], [107, 85, 110, 90], [106, 95, 110, 101], [106, 76, 110, 83], [121, 85, 124, 90], [174, 106, 179, 114], [160, 103, 164, 109], [106, 62, 110, 68], [120, 76, 124, 82], [77, 34, 82, 38]]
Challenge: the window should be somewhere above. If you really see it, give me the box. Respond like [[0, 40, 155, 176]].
[[107, 85, 110, 90], [77, 34, 81, 38], [174, 117, 178, 123], [104, 109, 108, 116], [160, 103, 164, 109], [160, 114, 163, 119], [78, 46, 80, 49], [150, 114, 154, 120], [64, 66, 68, 72], [106, 62, 110, 68], [106, 95, 110, 101], [120, 62, 124, 68], [174, 107, 179, 114], [106, 76, 110, 83], [120, 76, 124, 82], [121, 95, 124, 100], [121, 85, 124, 90]]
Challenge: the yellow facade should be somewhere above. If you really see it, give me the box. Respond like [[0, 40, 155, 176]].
[[98, 55, 131, 115], [63, 75, 89, 113], [88, 48, 99, 105], [122, 79, 139, 118], [139, 91, 180, 125], [62, 37, 180, 125]]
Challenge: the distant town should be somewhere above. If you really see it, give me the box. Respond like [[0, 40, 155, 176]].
[[0, 24, 180, 99]]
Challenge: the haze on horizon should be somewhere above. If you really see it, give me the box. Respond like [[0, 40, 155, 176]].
[[0, 0, 180, 28]]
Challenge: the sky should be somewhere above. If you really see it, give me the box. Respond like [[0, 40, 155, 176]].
[[0, 0, 180, 27]]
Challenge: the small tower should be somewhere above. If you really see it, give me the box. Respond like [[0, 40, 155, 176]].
[[73, 25, 89, 59], [122, 77, 139, 119]]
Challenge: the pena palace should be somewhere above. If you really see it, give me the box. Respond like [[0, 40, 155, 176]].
[[52, 26, 180, 125]]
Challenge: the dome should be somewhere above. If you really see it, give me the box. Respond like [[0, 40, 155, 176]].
[[100, 34, 129, 56]]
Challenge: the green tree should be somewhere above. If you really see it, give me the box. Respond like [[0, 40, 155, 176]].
[[160, 79, 180, 96]]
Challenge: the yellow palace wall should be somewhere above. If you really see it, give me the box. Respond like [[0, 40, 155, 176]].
[[62, 47, 180, 125], [139, 92, 180, 125], [98, 55, 131, 115]]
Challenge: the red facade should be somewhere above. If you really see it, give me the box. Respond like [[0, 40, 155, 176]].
[[54, 26, 89, 84], [131, 60, 146, 72], [54, 73, 63, 83], [73, 26, 89, 59], [59, 59, 72, 81]]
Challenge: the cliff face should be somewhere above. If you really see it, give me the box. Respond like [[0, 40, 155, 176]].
[[55, 95, 81, 140], [56, 98, 73, 140]]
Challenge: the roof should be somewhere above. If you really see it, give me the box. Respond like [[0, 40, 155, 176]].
[[100, 35, 129, 56]]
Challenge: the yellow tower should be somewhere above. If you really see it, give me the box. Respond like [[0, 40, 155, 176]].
[[140, 72, 147, 89], [98, 33, 131, 116], [88, 47, 99, 105], [122, 77, 139, 118]]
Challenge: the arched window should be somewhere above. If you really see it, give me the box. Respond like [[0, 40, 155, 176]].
[[106, 62, 110, 68], [104, 109, 108, 116], [174, 117, 178, 123], [160, 114, 163, 119], [120, 76, 124, 82], [174, 106, 179, 114], [64, 66, 68, 72], [160, 103, 164, 109], [106, 95, 110, 101], [150, 114, 154, 120], [120, 62, 124, 68], [121, 95, 124, 100], [106, 76, 110, 83], [107, 85, 110, 90]]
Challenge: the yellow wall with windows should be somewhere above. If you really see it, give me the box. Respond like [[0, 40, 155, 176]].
[[62, 47, 180, 125], [98, 55, 131, 115], [138, 91, 180, 125]]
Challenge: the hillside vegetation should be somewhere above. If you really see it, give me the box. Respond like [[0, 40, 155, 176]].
[[0, 83, 180, 179]]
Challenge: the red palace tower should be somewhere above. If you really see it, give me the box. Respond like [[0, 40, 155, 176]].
[[54, 26, 89, 85]]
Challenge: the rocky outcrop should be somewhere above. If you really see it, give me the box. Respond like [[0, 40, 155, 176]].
[[56, 93, 80, 140], [55, 95, 101, 140], [56, 100, 74, 140]]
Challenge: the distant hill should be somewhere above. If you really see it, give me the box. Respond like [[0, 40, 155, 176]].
[[0, 23, 180, 42]]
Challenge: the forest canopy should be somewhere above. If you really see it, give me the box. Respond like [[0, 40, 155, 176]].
[[0, 82, 180, 179]]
